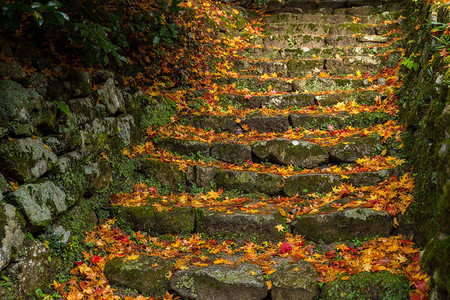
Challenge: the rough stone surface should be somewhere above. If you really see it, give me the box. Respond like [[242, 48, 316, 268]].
[[190, 115, 237, 132], [0, 203, 24, 270], [348, 169, 393, 187], [0, 62, 26, 80], [0, 79, 44, 128], [0, 137, 57, 181], [271, 261, 319, 300], [321, 271, 410, 300], [110, 206, 156, 232], [140, 159, 186, 191], [289, 112, 350, 129], [67, 98, 95, 125], [216, 169, 283, 195], [104, 256, 173, 296], [242, 115, 290, 133], [253, 139, 329, 168], [293, 208, 393, 243], [211, 142, 251, 164], [189, 165, 218, 188], [283, 174, 341, 196], [97, 78, 125, 115], [7, 181, 67, 230], [155, 138, 210, 157], [23, 73, 48, 97], [329, 135, 377, 162], [196, 209, 286, 241], [67, 69, 91, 98], [106, 114, 140, 145], [261, 93, 315, 109], [0, 35, 13, 58], [171, 263, 267, 300], [84, 159, 113, 196], [153, 206, 195, 234]]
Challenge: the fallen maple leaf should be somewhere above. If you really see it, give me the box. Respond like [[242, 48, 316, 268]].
[[275, 224, 285, 232]]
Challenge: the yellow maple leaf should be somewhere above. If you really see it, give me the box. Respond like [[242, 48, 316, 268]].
[[266, 280, 272, 289], [275, 224, 285, 232], [249, 270, 257, 275], [213, 258, 231, 264], [124, 253, 140, 261]]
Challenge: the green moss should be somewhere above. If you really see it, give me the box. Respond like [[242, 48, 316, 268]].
[[421, 234, 450, 294], [321, 271, 410, 300]]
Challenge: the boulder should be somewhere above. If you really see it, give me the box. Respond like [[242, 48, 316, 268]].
[[153, 206, 196, 234], [321, 271, 410, 300], [104, 255, 173, 296], [6, 181, 67, 230], [47, 79, 71, 102], [0, 137, 57, 181], [84, 159, 113, 196], [97, 78, 125, 115], [271, 261, 319, 300], [292, 208, 392, 243], [170, 263, 267, 300], [0, 62, 26, 80], [348, 169, 394, 187], [329, 135, 378, 162], [216, 169, 283, 195], [105, 114, 140, 146], [0, 79, 44, 128], [67, 98, 95, 125], [23, 73, 48, 97], [211, 142, 251, 164], [187, 165, 218, 188], [261, 93, 315, 109], [283, 174, 341, 196], [196, 208, 286, 241], [253, 139, 329, 168], [111, 206, 156, 232], [289, 112, 350, 129], [189, 115, 238, 132], [0, 203, 25, 270]]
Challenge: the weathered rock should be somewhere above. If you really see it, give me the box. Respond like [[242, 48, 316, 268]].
[[253, 139, 329, 168], [104, 256, 173, 296], [271, 261, 319, 300], [196, 209, 286, 241], [348, 169, 393, 187], [0, 203, 25, 270], [242, 115, 290, 133], [188, 165, 218, 188], [93, 69, 115, 83], [47, 79, 71, 102], [211, 142, 251, 164], [67, 98, 95, 125], [357, 35, 389, 43], [0, 79, 44, 128], [111, 206, 156, 232], [7, 240, 63, 299], [289, 112, 350, 129], [189, 115, 237, 132], [293, 208, 392, 243], [84, 159, 113, 196], [7, 181, 67, 230], [140, 159, 186, 191], [321, 271, 410, 300], [23, 73, 48, 97], [67, 69, 91, 98], [171, 263, 267, 300], [0, 173, 11, 193], [79, 118, 108, 150], [216, 170, 283, 195], [329, 135, 378, 162], [261, 93, 315, 109], [283, 174, 341, 196], [50, 151, 86, 206], [105, 114, 140, 145], [155, 138, 210, 157], [0, 137, 57, 181], [287, 59, 324, 77], [97, 78, 125, 115], [0, 62, 25, 80], [153, 206, 196, 234]]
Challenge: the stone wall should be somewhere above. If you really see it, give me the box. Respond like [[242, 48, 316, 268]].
[[0, 36, 156, 298], [397, 1, 449, 298]]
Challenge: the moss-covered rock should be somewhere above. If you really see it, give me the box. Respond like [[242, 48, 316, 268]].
[[104, 255, 173, 296], [271, 261, 319, 300], [289, 112, 350, 129], [253, 138, 329, 168], [283, 174, 341, 196], [261, 93, 315, 109], [154, 138, 210, 157], [287, 59, 324, 77], [140, 159, 186, 192], [242, 115, 290, 133], [0, 203, 25, 270], [293, 208, 392, 243], [111, 206, 156, 232], [188, 114, 238, 132], [196, 208, 286, 242], [171, 263, 267, 300], [321, 271, 410, 300], [211, 142, 251, 164], [97, 78, 125, 115], [216, 169, 283, 195], [329, 135, 378, 162], [153, 206, 195, 234]]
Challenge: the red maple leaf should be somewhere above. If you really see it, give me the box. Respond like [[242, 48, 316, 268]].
[[280, 241, 292, 254]]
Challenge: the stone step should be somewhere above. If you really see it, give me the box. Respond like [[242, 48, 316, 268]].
[[155, 133, 380, 167], [263, 7, 401, 24], [240, 45, 401, 60], [264, 22, 386, 36], [140, 158, 400, 196], [267, 0, 403, 12], [254, 34, 390, 49]]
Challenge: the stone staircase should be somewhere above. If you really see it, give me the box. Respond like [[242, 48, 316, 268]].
[[100, 1, 417, 299]]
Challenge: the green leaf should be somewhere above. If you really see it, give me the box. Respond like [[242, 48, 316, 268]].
[[54, 11, 69, 23]]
